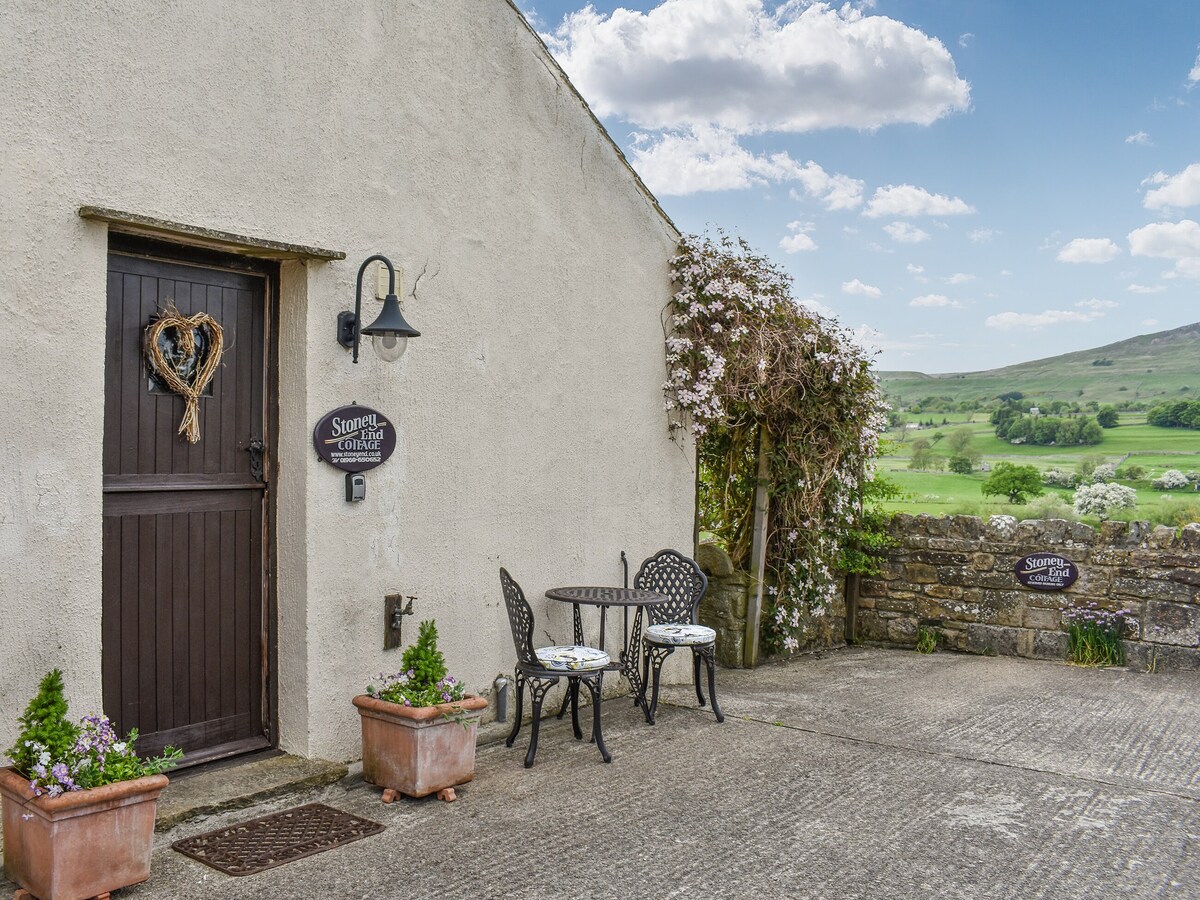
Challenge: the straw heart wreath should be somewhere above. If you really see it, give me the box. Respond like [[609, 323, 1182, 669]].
[[144, 303, 225, 444]]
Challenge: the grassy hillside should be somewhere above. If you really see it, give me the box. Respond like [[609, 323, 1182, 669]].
[[880, 321, 1200, 407]]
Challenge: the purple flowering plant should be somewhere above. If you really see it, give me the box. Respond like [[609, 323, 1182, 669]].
[[365, 619, 465, 708], [1062, 602, 1132, 667], [8, 670, 181, 799]]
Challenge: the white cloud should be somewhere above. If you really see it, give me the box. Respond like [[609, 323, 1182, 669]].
[[1142, 318, 1159, 327], [1143, 163, 1200, 210], [864, 184, 975, 218], [797, 295, 835, 318], [883, 221, 930, 244], [910, 294, 962, 308], [968, 228, 997, 243], [985, 309, 1102, 330], [945, 272, 975, 285], [1057, 237, 1121, 263], [545, 1, 970, 134], [1075, 298, 1118, 311], [1191, 51, 1200, 84], [958, 33, 974, 48], [906, 263, 925, 274], [1127, 283, 1167, 294], [1125, 131, 1152, 146], [515, 2, 543, 28], [1172, 257, 1200, 278], [779, 221, 818, 253], [628, 126, 863, 201], [849, 324, 884, 355], [842, 279, 882, 298], [1128, 219, 1200, 258]]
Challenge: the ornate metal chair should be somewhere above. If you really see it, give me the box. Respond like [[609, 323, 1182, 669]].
[[499, 568, 612, 768], [635, 549, 724, 725]]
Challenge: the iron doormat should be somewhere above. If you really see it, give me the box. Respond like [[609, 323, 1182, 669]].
[[172, 803, 385, 876]]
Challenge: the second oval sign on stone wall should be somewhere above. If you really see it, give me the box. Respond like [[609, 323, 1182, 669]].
[[1014, 553, 1078, 591]]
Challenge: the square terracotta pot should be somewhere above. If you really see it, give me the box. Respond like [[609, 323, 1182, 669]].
[[0, 767, 168, 900], [353, 694, 488, 798]]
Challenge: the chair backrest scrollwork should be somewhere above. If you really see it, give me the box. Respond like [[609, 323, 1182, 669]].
[[634, 549, 708, 627], [500, 567, 538, 667]]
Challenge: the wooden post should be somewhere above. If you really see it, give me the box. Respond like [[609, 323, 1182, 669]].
[[744, 425, 771, 668], [844, 573, 860, 644]]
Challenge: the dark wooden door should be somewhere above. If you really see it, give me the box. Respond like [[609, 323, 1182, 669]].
[[102, 240, 274, 764]]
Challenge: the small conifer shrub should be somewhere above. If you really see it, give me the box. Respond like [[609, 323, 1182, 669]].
[[367, 620, 465, 708]]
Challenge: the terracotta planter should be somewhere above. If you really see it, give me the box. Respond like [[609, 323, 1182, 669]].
[[353, 694, 488, 800], [0, 767, 168, 900]]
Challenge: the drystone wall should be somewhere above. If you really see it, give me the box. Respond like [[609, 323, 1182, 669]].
[[857, 515, 1200, 670], [697, 543, 847, 667]]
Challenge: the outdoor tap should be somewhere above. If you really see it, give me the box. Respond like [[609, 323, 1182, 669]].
[[493, 674, 511, 723]]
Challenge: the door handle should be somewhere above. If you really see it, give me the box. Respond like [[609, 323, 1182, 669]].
[[245, 438, 265, 481]]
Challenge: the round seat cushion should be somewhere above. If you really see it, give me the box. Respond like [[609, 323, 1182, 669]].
[[535, 645, 610, 671], [645, 623, 717, 646]]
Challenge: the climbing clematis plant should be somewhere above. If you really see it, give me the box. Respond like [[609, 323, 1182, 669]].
[[664, 231, 892, 654]]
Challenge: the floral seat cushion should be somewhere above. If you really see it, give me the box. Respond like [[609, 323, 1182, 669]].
[[535, 645, 610, 671], [645, 623, 716, 646]]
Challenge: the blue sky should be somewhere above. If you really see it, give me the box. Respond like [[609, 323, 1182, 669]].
[[518, 0, 1200, 372]]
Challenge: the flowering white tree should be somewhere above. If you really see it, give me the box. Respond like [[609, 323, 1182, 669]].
[[1043, 468, 1077, 488], [1073, 482, 1137, 519], [1152, 469, 1190, 491], [1090, 463, 1118, 483], [665, 232, 889, 653]]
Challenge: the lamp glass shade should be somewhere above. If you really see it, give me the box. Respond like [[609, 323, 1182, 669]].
[[372, 333, 408, 362], [360, 293, 421, 364]]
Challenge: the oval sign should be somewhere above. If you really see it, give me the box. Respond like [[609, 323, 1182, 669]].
[[1014, 553, 1078, 591], [312, 405, 396, 472]]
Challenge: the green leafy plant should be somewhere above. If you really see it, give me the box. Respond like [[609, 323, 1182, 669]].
[[666, 231, 889, 654], [7, 671, 181, 798], [915, 627, 939, 654], [981, 462, 1044, 504], [7, 670, 77, 778], [367, 620, 465, 709], [1064, 603, 1129, 667]]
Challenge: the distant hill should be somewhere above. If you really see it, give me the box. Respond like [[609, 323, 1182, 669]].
[[879, 322, 1200, 407]]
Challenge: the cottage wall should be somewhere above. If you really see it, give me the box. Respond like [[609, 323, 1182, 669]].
[[0, 1, 693, 760]]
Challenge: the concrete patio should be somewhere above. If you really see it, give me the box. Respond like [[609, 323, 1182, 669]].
[[9, 647, 1198, 898]]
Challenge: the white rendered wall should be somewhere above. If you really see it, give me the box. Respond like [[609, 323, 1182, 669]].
[[0, 0, 693, 760]]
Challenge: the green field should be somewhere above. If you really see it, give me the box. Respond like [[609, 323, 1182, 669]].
[[880, 416, 1200, 524]]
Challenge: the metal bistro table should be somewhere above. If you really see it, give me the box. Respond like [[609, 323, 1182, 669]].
[[544, 584, 670, 721]]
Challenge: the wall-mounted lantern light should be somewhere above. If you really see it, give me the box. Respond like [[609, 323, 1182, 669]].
[[337, 254, 421, 364]]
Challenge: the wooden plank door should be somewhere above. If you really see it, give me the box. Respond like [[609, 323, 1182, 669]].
[[102, 239, 273, 765]]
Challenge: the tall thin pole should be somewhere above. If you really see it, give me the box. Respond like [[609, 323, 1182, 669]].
[[744, 424, 771, 667]]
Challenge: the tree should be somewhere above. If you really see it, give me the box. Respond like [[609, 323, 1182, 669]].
[[1121, 464, 1145, 481], [948, 455, 974, 475], [1096, 405, 1119, 428], [1153, 469, 1190, 491], [1079, 419, 1105, 445], [908, 438, 934, 471], [1073, 483, 1137, 520], [1075, 454, 1104, 480], [945, 428, 975, 455], [981, 462, 1044, 504]]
